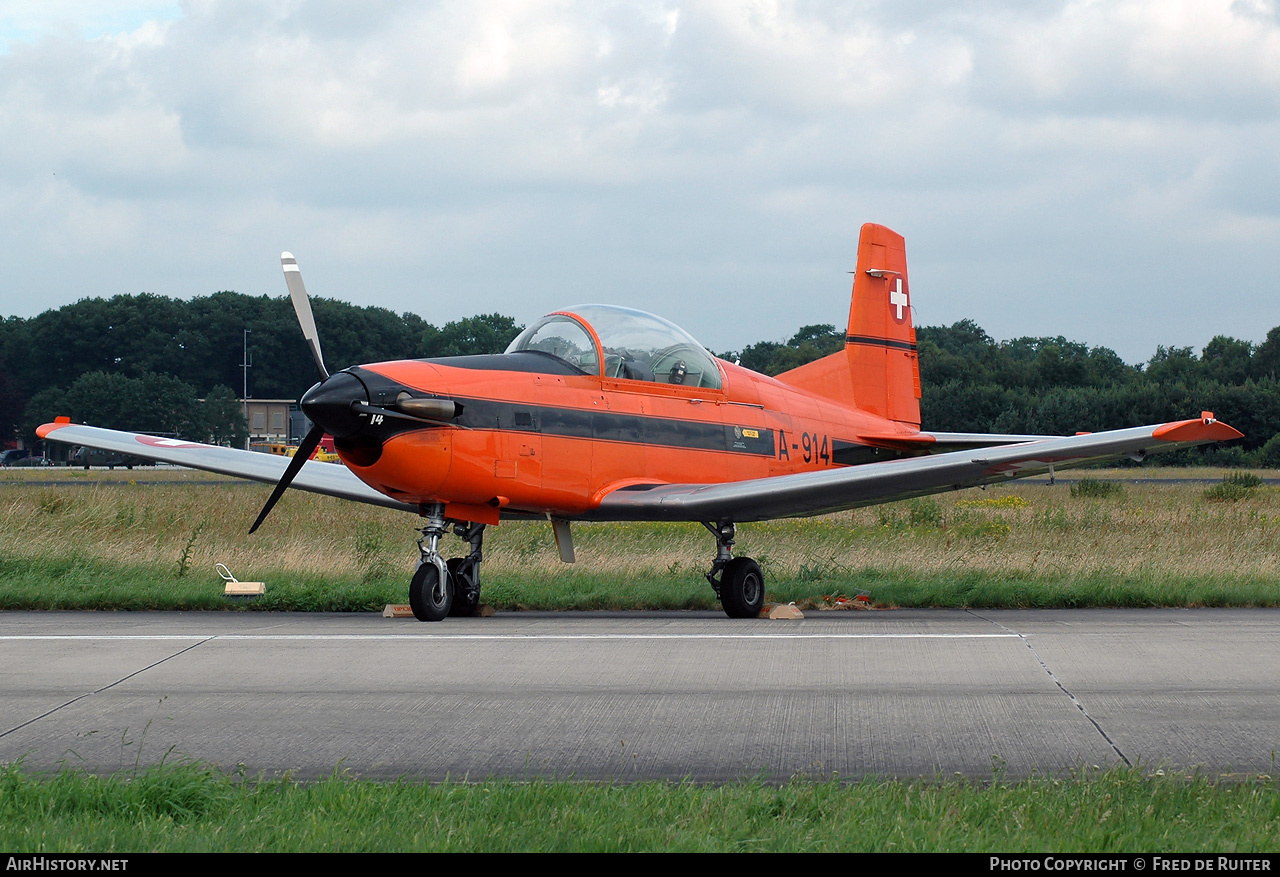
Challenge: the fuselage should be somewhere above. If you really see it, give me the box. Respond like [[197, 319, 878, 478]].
[[312, 350, 919, 524]]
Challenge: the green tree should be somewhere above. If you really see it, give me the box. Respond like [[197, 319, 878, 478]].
[[725, 324, 843, 376], [421, 314, 523, 358], [1200, 336, 1253, 385], [56, 371, 202, 438], [202, 384, 249, 447], [1253, 327, 1280, 381], [1145, 346, 1197, 384]]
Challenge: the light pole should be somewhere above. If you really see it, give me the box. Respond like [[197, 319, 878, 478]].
[[241, 328, 251, 450]]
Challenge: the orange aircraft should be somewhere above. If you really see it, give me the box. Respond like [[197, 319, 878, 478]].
[[39, 224, 1242, 621]]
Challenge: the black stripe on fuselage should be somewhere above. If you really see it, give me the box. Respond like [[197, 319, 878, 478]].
[[454, 397, 778, 457], [831, 439, 915, 465], [845, 334, 917, 352], [352, 365, 857, 459]]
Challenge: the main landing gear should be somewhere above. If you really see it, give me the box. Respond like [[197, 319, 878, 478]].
[[703, 521, 765, 619], [409, 503, 486, 622]]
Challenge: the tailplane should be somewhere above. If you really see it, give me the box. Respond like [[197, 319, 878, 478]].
[[775, 223, 921, 428]]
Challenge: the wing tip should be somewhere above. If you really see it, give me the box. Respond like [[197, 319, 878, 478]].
[[1153, 413, 1244, 444], [36, 416, 71, 439]]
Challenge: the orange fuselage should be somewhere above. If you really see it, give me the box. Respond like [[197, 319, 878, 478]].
[[340, 357, 917, 523]]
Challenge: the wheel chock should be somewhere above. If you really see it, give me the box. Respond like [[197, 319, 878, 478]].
[[217, 563, 264, 599], [767, 603, 804, 620], [383, 603, 495, 618]]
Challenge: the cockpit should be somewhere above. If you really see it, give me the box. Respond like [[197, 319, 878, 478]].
[[504, 304, 723, 390]]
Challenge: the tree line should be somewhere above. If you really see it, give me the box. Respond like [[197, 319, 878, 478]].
[[730, 319, 1280, 466], [0, 292, 520, 447], [2, 292, 1277, 465]]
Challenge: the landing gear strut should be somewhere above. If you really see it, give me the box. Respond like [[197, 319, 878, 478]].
[[409, 503, 486, 622], [703, 521, 765, 619], [446, 522, 485, 617]]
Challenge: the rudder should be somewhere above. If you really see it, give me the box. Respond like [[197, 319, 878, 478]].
[[775, 223, 921, 428]]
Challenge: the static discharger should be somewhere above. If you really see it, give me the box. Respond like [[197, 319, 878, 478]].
[[217, 563, 264, 599]]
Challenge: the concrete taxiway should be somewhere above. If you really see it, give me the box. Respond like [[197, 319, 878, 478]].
[[1, 608, 1276, 781]]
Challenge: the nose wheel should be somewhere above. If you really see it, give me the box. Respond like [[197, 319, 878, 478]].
[[409, 560, 452, 622], [410, 505, 486, 622], [704, 521, 765, 618]]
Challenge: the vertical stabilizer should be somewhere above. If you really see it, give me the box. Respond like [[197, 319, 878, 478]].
[[775, 223, 921, 428]]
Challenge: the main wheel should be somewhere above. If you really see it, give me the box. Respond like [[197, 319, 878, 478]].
[[446, 557, 479, 617], [720, 557, 765, 618], [408, 561, 453, 622]]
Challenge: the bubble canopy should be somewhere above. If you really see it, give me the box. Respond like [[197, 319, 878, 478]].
[[504, 304, 723, 389]]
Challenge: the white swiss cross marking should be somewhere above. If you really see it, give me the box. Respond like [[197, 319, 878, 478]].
[[889, 278, 908, 322], [136, 436, 201, 448]]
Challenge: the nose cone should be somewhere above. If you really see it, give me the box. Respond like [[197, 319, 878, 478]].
[[300, 371, 367, 439]]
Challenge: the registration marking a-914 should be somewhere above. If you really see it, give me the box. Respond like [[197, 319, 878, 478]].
[[777, 429, 832, 465]]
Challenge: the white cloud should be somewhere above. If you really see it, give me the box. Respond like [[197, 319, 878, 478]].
[[1, 0, 1278, 363]]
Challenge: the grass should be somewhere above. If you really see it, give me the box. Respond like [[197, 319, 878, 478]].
[[1204, 472, 1266, 503], [1, 468, 1279, 611], [4, 470, 1279, 852], [1070, 477, 1124, 499], [3, 761, 1280, 852]]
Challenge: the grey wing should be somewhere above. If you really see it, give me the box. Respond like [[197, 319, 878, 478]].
[[37, 422, 416, 513], [588, 417, 1242, 523]]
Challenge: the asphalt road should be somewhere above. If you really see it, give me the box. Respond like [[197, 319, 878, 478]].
[[1, 608, 1276, 781]]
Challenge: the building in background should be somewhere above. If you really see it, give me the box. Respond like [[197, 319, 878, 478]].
[[243, 399, 296, 447]]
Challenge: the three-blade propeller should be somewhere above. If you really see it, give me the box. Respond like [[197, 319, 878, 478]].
[[248, 254, 334, 534], [249, 253, 462, 534], [247, 249, 463, 530]]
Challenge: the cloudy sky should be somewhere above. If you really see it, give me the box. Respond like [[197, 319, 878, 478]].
[[2, 0, 1278, 363]]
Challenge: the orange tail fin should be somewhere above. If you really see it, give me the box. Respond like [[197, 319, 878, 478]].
[[775, 223, 921, 428]]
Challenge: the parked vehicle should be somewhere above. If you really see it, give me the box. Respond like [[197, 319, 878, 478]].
[[70, 446, 148, 470]]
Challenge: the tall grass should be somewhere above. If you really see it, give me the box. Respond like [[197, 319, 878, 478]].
[[2, 469, 1278, 610], [1204, 472, 1266, 503]]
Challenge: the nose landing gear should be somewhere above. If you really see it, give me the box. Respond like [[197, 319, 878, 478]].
[[410, 504, 487, 622], [703, 521, 765, 619]]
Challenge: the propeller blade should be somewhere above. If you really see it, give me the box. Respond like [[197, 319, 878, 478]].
[[249, 424, 326, 534], [281, 252, 329, 380]]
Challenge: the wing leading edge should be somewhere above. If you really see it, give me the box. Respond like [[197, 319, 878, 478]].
[[38, 415, 1242, 525], [589, 415, 1243, 523], [36, 422, 417, 513]]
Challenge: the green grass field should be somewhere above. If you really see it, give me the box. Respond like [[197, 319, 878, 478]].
[[2, 467, 1278, 611], [4, 761, 1280, 852], [4, 468, 1280, 852]]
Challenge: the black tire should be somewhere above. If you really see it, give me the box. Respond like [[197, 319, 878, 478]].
[[720, 557, 765, 618], [408, 561, 452, 622], [447, 557, 479, 617]]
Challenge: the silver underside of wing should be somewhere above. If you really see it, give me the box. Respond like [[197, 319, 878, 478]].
[[587, 424, 1205, 523], [40, 424, 416, 513]]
